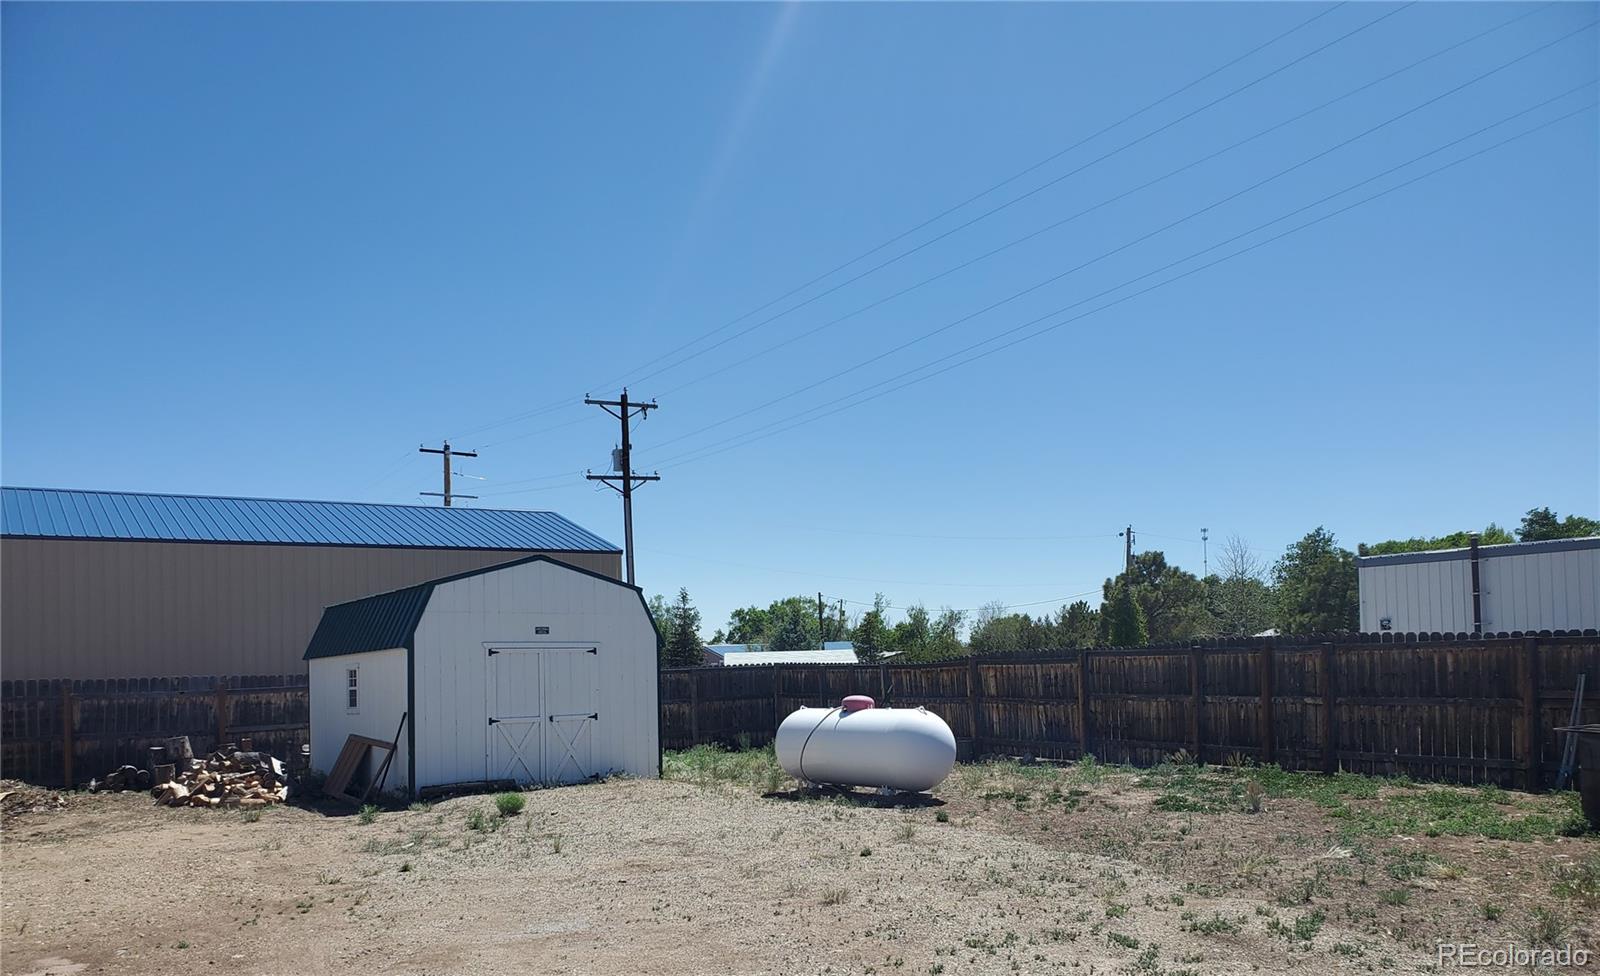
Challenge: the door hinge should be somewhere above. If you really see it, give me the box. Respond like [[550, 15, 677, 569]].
[[587, 647, 598, 654], [487, 648, 499, 656], [589, 712, 599, 720], [488, 717, 499, 725]]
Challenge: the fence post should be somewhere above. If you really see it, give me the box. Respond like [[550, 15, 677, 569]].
[[1077, 650, 1093, 760], [1319, 642, 1337, 775], [1188, 646, 1204, 763], [1521, 637, 1542, 792], [968, 657, 985, 759], [214, 680, 229, 748], [878, 662, 889, 707], [689, 671, 700, 745], [1258, 643, 1276, 766], [60, 683, 75, 788], [771, 665, 781, 731]]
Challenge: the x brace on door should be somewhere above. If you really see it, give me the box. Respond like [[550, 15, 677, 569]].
[[490, 719, 541, 782], [546, 713, 596, 782]]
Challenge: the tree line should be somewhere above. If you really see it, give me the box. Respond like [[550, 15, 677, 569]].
[[651, 507, 1596, 667]]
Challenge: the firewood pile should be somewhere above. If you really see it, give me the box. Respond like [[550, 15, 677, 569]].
[[85, 736, 290, 808], [152, 748, 288, 808]]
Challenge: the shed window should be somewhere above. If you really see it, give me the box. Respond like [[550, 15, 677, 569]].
[[346, 668, 359, 710]]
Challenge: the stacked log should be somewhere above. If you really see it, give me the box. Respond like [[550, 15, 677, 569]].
[[150, 748, 288, 808]]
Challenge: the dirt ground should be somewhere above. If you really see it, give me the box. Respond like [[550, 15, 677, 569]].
[[2, 760, 1597, 976]]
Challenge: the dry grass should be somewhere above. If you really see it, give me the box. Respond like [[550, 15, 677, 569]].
[[0, 759, 1593, 975]]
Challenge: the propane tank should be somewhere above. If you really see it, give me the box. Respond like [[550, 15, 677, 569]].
[[775, 695, 957, 793]]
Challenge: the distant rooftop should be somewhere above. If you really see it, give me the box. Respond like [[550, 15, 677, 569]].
[[0, 486, 620, 552]]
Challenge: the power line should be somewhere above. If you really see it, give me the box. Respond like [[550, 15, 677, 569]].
[[623, 3, 1415, 394], [649, 88, 1595, 472], [638, 546, 1086, 589], [835, 588, 1106, 616], [640, 26, 1594, 463], [774, 524, 1122, 542], [439, 2, 1354, 444], [645, 2, 1552, 409]]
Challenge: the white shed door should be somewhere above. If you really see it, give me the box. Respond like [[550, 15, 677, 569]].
[[486, 645, 599, 785]]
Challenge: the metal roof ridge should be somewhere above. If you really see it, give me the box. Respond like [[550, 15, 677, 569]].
[[0, 485, 565, 517]]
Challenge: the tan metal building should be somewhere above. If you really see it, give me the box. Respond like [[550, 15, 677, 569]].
[[0, 487, 623, 682]]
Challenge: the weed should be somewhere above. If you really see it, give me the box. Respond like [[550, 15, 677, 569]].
[[176, 941, 189, 950], [1551, 852, 1600, 906], [1481, 903, 1503, 922], [1104, 903, 1129, 919], [465, 808, 488, 832], [1183, 914, 1241, 936], [860, 846, 873, 857], [1106, 932, 1139, 950], [897, 822, 917, 842], [408, 800, 430, 812], [494, 792, 526, 817], [357, 804, 378, 825], [821, 888, 850, 906], [239, 808, 263, 824], [1379, 890, 1410, 907], [935, 810, 949, 823], [1244, 780, 1265, 814], [550, 834, 564, 854], [1525, 906, 1569, 946]]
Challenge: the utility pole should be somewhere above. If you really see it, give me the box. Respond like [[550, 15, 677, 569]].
[[585, 389, 659, 586], [419, 442, 478, 507], [1201, 528, 1210, 578], [817, 592, 826, 646], [1119, 525, 1135, 575]]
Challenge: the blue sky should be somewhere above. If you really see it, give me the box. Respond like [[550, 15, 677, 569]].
[[4, 2, 1596, 634]]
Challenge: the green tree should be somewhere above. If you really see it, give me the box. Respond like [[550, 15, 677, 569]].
[[851, 594, 890, 664], [663, 588, 704, 668], [1517, 507, 1600, 541], [722, 606, 772, 644], [1359, 524, 1513, 555], [646, 593, 671, 656], [767, 600, 814, 653], [1100, 551, 1210, 643], [1056, 600, 1101, 649], [892, 604, 965, 662], [1105, 585, 1148, 645], [1273, 527, 1358, 633]]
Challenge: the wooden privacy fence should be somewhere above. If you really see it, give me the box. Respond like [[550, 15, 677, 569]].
[[662, 632, 1600, 791], [1, 675, 308, 787]]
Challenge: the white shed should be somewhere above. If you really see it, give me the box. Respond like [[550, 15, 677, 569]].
[[303, 555, 661, 798]]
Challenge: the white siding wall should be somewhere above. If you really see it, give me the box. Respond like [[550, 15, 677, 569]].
[[1359, 560, 1472, 633], [411, 560, 658, 791], [309, 648, 410, 794], [1359, 544, 1600, 633], [1481, 547, 1600, 632]]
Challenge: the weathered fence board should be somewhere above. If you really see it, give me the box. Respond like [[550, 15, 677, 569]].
[[1, 675, 308, 786], [661, 632, 1600, 790]]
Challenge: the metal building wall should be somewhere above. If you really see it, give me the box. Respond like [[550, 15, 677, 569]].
[[1358, 539, 1600, 633], [1480, 546, 1599, 632], [0, 538, 622, 681]]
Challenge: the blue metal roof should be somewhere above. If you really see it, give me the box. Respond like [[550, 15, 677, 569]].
[[1, 486, 620, 552]]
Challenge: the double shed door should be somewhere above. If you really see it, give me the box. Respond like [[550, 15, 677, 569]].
[[486, 644, 600, 785]]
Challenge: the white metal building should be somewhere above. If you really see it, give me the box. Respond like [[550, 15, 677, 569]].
[[1357, 536, 1599, 634], [304, 555, 660, 797]]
